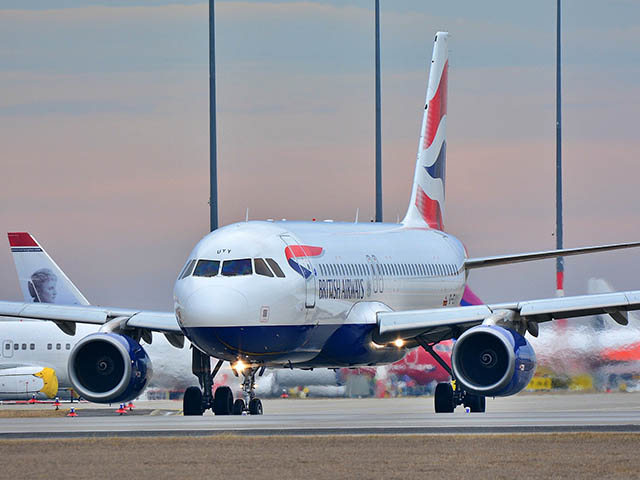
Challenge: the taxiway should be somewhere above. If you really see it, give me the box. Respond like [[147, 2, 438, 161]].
[[1, 392, 639, 437]]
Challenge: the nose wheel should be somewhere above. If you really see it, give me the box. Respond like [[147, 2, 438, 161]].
[[183, 350, 266, 416], [234, 366, 264, 415]]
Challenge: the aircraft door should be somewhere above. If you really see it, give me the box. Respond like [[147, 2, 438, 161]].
[[366, 256, 378, 294], [2, 340, 13, 358], [280, 235, 316, 308], [371, 255, 384, 293]]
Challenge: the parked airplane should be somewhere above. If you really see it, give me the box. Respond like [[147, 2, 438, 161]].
[[2, 32, 640, 416], [0, 235, 199, 399]]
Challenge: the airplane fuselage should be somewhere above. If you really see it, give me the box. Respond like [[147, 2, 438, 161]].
[[174, 221, 467, 368]]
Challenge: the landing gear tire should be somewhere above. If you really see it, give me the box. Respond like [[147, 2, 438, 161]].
[[233, 398, 245, 415], [183, 386, 204, 416], [248, 398, 263, 415], [434, 382, 454, 413], [213, 386, 233, 415], [464, 393, 486, 413]]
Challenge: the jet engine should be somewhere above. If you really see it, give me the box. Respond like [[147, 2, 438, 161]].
[[68, 332, 152, 403], [451, 325, 536, 397]]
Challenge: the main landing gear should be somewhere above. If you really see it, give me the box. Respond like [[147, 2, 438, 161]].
[[183, 348, 265, 416], [416, 338, 486, 414]]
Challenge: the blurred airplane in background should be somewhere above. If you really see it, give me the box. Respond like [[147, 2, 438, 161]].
[[0, 233, 199, 400]]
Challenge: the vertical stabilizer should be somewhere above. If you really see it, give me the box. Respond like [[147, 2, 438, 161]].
[[7, 232, 89, 306], [403, 32, 449, 230]]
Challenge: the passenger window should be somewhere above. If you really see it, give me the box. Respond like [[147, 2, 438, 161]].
[[56, 344, 61, 350], [30, 343, 35, 350], [222, 259, 252, 276], [13, 344, 18, 350], [22, 343, 27, 350], [4, 343, 9, 350], [66, 344, 71, 350], [254, 258, 274, 277], [193, 260, 220, 278], [266, 258, 286, 278], [47, 343, 52, 350]]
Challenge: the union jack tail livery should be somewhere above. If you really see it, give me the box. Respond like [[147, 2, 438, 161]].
[[403, 31, 448, 230]]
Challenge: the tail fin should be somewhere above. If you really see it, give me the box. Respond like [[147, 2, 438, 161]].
[[403, 32, 449, 230], [7, 232, 89, 306]]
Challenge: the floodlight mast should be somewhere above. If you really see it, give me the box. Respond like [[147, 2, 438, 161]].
[[556, 0, 564, 297], [375, 0, 382, 222], [209, 0, 219, 232]]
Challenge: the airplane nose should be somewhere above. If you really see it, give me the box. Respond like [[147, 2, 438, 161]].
[[181, 286, 249, 327]]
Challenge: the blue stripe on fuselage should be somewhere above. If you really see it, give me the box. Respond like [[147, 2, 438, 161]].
[[182, 323, 405, 367]]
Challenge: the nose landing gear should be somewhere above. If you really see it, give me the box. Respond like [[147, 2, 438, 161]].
[[235, 365, 264, 415], [183, 349, 266, 416]]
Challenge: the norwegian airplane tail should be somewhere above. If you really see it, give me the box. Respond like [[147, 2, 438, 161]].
[[7, 232, 89, 306], [403, 32, 449, 230]]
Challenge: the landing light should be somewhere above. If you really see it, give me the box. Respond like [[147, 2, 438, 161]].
[[394, 339, 405, 348], [232, 360, 247, 373]]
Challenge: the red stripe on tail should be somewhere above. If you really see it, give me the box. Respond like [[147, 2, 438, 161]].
[[8, 232, 38, 247], [423, 61, 448, 150], [415, 186, 443, 230]]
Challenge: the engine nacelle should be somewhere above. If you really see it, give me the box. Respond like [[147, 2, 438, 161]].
[[68, 333, 152, 403], [451, 325, 536, 397]]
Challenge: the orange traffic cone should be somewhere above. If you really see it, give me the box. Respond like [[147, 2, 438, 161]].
[[116, 403, 127, 415], [127, 401, 135, 411], [54, 397, 61, 410], [67, 407, 78, 417]]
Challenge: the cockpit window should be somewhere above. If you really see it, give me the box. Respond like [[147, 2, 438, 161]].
[[193, 260, 220, 277], [179, 259, 196, 280], [254, 258, 274, 277], [265, 258, 285, 278], [222, 259, 252, 276]]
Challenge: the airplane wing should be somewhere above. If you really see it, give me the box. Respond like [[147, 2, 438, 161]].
[[375, 290, 640, 344], [0, 301, 182, 345], [464, 241, 640, 269]]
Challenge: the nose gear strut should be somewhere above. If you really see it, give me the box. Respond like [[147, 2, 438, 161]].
[[236, 365, 264, 415], [183, 350, 266, 416]]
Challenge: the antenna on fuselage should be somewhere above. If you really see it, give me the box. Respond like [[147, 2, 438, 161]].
[[354, 208, 359, 223], [245, 208, 249, 222]]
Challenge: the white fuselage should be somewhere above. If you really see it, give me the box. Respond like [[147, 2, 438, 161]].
[[174, 221, 467, 368], [0, 319, 193, 395]]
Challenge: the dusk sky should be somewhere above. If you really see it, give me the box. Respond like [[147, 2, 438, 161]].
[[1, 1, 639, 311]]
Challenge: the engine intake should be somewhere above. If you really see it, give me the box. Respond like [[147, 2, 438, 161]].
[[68, 333, 152, 403], [451, 325, 536, 397]]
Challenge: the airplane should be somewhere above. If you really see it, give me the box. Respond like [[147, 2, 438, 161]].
[[0, 234, 205, 400], [2, 31, 640, 416]]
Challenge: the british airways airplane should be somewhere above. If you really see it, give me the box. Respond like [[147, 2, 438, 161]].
[[2, 32, 640, 416]]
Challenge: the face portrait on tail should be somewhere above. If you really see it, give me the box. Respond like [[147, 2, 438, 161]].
[[29, 268, 58, 303]]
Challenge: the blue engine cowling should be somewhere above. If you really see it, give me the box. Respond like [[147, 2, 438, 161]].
[[451, 325, 536, 397], [68, 332, 152, 403]]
